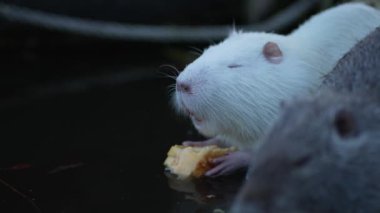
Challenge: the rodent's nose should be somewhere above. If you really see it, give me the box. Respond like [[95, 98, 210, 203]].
[[176, 80, 192, 94]]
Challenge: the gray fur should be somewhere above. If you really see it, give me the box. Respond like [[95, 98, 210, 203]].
[[232, 93, 380, 213], [231, 25, 380, 213], [321, 27, 380, 101]]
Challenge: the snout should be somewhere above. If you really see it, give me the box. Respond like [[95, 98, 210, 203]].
[[176, 79, 192, 94]]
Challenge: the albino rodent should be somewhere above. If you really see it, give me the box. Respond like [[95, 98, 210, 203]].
[[175, 3, 380, 148], [231, 27, 380, 212], [231, 93, 380, 213], [173, 3, 380, 177]]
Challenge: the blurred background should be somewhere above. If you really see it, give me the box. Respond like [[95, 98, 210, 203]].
[[0, 0, 376, 212]]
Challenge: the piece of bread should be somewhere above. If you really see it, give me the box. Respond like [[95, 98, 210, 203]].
[[164, 145, 237, 179]]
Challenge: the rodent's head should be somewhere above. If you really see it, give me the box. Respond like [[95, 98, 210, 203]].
[[231, 92, 380, 213], [174, 32, 309, 146]]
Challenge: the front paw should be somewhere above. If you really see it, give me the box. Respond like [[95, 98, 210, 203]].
[[205, 151, 251, 177], [182, 137, 221, 147]]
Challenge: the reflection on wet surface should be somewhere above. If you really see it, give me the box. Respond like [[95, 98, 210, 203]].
[[166, 172, 245, 212], [0, 63, 244, 212]]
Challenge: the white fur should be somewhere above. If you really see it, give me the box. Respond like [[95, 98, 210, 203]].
[[174, 3, 380, 149]]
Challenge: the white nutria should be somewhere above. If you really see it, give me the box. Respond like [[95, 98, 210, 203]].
[[173, 3, 380, 175]]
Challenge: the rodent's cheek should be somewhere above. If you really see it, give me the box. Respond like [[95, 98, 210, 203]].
[[173, 92, 185, 113], [175, 83, 219, 136], [192, 119, 216, 138], [175, 92, 201, 118]]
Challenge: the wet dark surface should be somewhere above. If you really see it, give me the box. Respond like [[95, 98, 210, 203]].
[[0, 28, 245, 213]]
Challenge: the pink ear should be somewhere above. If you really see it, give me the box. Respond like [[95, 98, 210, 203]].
[[263, 42, 283, 64]]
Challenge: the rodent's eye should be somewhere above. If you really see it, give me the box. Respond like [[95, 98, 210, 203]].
[[293, 155, 312, 168], [228, 64, 243, 69], [334, 109, 359, 139]]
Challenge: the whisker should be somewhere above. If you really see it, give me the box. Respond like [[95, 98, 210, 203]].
[[168, 83, 176, 88], [167, 84, 177, 95], [156, 69, 177, 81], [168, 84, 176, 89], [188, 46, 204, 54], [189, 50, 202, 57], [159, 64, 181, 76], [208, 39, 217, 46], [168, 87, 176, 94]]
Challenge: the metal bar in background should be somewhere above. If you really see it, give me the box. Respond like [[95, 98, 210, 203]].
[[0, 0, 318, 42]]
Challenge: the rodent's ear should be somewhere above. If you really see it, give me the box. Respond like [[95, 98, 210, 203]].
[[334, 109, 359, 139], [263, 42, 283, 64]]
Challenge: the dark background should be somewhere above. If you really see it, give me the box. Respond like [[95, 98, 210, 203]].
[[0, 0, 349, 212]]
